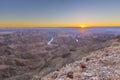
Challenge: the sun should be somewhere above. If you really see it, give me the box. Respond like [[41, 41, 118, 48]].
[[80, 25, 85, 28]]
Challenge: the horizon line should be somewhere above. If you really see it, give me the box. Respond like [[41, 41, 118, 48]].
[[0, 26, 120, 28]]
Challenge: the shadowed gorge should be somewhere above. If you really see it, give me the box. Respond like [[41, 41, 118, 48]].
[[0, 28, 119, 80]]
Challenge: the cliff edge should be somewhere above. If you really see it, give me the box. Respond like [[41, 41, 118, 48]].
[[33, 39, 120, 80]]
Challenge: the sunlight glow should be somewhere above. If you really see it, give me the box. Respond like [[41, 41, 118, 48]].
[[80, 25, 85, 28]]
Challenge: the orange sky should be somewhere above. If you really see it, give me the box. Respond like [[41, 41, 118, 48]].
[[0, 22, 120, 28]]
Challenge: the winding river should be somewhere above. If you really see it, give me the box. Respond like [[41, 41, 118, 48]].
[[48, 37, 54, 45]]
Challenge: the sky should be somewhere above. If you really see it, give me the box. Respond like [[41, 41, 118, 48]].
[[0, 0, 120, 27]]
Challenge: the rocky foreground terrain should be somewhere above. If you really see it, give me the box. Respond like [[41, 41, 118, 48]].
[[33, 39, 120, 80], [0, 28, 118, 80]]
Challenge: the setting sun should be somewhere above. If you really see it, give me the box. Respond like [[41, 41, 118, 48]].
[[80, 25, 85, 28]]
